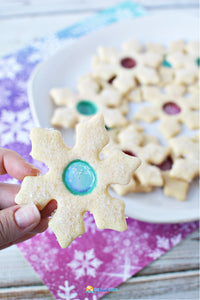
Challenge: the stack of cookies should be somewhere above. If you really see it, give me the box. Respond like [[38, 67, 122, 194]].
[[50, 39, 199, 201]]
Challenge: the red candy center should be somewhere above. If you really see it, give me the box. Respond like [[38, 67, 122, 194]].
[[156, 156, 173, 171], [108, 75, 117, 84], [163, 102, 181, 115], [123, 150, 137, 157], [121, 57, 137, 69]]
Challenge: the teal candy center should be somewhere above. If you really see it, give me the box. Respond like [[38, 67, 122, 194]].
[[62, 160, 97, 195], [105, 125, 111, 131], [196, 57, 200, 66], [162, 58, 172, 68], [76, 100, 98, 115]]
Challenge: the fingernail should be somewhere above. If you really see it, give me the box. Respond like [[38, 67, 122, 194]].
[[15, 204, 41, 228], [26, 163, 40, 175], [34, 168, 41, 176]]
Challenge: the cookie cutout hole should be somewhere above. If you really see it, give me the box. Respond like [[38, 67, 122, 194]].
[[76, 100, 98, 116], [156, 156, 173, 171], [121, 57, 137, 69], [108, 75, 117, 84], [62, 160, 97, 195], [163, 102, 181, 115], [123, 150, 137, 157]]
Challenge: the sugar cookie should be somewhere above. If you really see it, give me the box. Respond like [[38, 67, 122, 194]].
[[162, 171, 189, 201], [112, 175, 153, 196], [51, 88, 127, 129], [169, 135, 199, 181], [107, 124, 169, 189], [92, 45, 161, 93], [15, 114, 141, 247], [135, 87, 199, 138]]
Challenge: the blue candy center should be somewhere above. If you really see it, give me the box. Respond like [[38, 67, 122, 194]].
[[62, 160, 97, 195], [162, 56, 172, 68], [76, 100, 98, 115]]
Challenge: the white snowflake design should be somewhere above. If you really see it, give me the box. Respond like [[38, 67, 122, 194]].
[[23, 233, 59, 272], [156, 235, 170, 250], [14, 93, 28, 108], [100, 254, 140, 285], [148, 234, 182, 260], [57, 280, 78, 300], [84, 295, 97, 300], [0, 82, 27, 108], [152, 234, 182, 255], [102, 225, 150, 258], [0, 57, 22, 79], [171, 234, 182, 246], [16, 79, 28, 92], [148, 248, 165, 260], [30, 247, 59, 272], [68, 249, 103, 280], [0, 108, 33, 146], [84, 212, 102, 234], [100, 225, 151, 283]]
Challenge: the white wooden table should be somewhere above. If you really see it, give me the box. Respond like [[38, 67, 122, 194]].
[[0, 1, 199, 299]]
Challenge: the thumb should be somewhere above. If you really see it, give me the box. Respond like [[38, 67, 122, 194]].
[[0, 204, 41, 248]]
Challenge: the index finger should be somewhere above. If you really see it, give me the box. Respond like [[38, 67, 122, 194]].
[[0, 148, 39, 180]]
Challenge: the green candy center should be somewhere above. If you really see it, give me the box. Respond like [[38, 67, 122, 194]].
[[76, 100, 98, 115]]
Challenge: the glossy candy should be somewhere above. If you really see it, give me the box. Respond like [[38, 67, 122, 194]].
[[156, 156, 173, 171], [76, 100, 98, 115], [163, 102, 181, 115], [121, 57, 137, 69], [63, 160, 97, 195], [162, 58, 172, 68]]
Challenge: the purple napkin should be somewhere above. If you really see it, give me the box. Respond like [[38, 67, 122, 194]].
[[17, 217, 198, 299]]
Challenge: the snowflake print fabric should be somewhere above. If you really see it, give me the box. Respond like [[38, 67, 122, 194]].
[[18, 216, 199, 299], [0, 2, 199, 300]]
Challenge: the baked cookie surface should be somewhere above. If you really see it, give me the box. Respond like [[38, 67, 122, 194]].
[[15, 114, 140, 248]]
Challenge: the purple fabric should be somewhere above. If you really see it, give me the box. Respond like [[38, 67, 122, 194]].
[[18, 216, 198, 299]]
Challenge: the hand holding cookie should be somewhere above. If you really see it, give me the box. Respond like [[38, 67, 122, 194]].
[[0, 148, 56, 250]]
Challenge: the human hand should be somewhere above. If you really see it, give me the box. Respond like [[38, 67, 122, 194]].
[[0, 148, 57, 250]]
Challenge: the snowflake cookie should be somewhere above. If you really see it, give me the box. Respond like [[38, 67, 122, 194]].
[[162, 171, 189, 201], [15, 114, 141, 248], [91, 43, 162, 94], [159, 40, 199, 86], [50, 87, 128, 129], [134, 87, 199, 138], [107, 123, 170, 195], [169, 135, 199, 182], [112, 176, 153, 196]]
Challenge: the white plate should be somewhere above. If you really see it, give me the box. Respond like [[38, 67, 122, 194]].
[[29, 11, 199, 223]]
